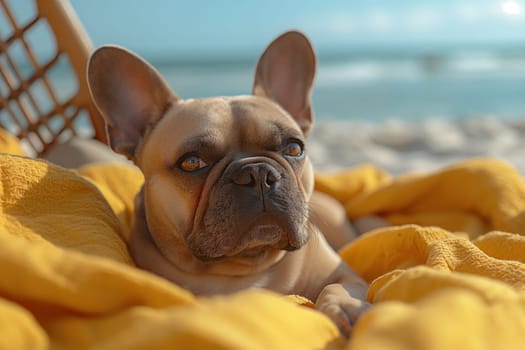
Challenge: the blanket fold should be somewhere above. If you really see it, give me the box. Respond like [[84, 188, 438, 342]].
[[1, 145, 525, 349], [317, 158, 525, 238]]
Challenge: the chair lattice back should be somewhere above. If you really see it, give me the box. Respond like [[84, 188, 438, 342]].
[[0, 0, 106, 156]]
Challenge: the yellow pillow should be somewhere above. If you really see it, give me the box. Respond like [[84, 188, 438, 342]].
[[0, 129, 25, 156]]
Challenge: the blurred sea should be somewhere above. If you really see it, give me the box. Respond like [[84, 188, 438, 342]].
[[153, 47, 525, 122]]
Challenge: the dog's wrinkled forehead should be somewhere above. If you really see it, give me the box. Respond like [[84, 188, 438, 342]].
[[138, 95, 304, 169], [228, 96, 304, 142]]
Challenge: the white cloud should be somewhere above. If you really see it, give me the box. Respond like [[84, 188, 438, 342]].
[[454, 1, 523, 22], [501, 1, 523, 16]]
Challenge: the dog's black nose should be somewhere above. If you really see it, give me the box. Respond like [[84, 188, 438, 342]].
[[232, 163, 281, 193]]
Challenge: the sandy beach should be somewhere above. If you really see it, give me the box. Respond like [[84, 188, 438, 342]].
[[309, 116, 525, 176]]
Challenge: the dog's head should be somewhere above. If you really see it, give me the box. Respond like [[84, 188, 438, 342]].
[[87, 31, 317, 272]]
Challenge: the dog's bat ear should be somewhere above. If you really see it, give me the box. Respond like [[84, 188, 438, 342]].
[[87, 45, 177, 160], [253, 30, 316, 136]]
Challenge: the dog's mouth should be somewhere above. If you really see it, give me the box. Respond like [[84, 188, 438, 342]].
[[226, 244, 278, 264], [190, 222, 308, 264], [193, 243, 283, 266]]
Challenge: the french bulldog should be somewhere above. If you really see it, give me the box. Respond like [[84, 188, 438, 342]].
[[87, 30, 369, 336]]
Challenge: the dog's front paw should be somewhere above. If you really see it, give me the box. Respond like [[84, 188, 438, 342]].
[[316, 284, 370, 337]]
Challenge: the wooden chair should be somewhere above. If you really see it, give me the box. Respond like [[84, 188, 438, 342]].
[[0, 0, 106, 157]]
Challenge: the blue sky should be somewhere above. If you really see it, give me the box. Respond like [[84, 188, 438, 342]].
[[68, 0, 525, 60]]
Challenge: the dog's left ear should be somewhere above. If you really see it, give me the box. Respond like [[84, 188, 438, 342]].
[[253, 30, 316, 136]]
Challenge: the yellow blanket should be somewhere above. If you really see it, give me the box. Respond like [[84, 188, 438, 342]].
[[1, 130, 525, 349]]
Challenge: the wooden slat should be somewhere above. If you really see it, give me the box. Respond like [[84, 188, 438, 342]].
[[0, 0, 106, 156]]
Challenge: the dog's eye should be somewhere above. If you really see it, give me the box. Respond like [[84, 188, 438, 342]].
[[282, 140, 304, 157], [179, 155, 208, 172]]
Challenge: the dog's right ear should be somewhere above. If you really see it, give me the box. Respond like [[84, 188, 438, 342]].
[[87, 45, 177, 160], [253, 31, 316, 136]]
